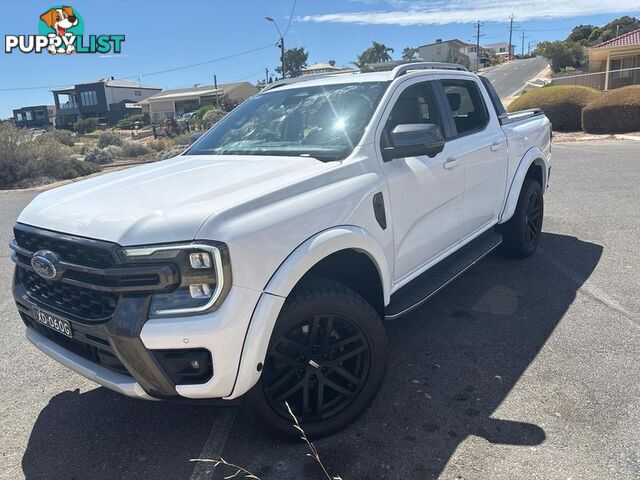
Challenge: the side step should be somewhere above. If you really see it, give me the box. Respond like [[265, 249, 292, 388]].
[[385, 231, 502, 320]]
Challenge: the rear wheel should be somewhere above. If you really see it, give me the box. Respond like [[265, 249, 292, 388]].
[[248, 277, 387, 440], [498, 178, 544, 258]]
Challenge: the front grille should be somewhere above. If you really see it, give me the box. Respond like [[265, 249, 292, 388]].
[[14, 227, 116, 268], [21, 311, 129, 376], [19, 268, 118, 321]]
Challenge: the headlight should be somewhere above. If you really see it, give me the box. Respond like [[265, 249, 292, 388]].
[[120, 242, 231, 317]]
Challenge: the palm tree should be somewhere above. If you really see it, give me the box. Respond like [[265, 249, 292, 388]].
[[352, 41, 395, 69], [369, 41, 394, 63]]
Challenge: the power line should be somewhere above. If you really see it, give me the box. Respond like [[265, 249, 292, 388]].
[[0, 44, 274, 92], [283, 0, 297, 38]]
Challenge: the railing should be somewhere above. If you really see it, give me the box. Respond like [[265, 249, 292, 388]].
[[551, 66, 640, 90]]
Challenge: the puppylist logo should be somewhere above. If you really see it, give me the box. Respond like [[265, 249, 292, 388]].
[[5, 5, 125, 55]]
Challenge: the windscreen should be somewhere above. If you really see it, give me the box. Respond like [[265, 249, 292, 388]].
[[187, 81, 389, 161]]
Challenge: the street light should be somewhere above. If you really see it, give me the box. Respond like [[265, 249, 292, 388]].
[[265, 16, 286, 79]]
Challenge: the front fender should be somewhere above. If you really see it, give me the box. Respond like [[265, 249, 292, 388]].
[[499, 146, 549, 223], [226, 225, 391, 399]]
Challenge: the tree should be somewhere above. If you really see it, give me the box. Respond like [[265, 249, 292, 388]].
[[402, 47, 420, 61], [534, 40, 585, 72], [566, 16, 640, 47], [352, 41, 395, 68], [275, 47, 309, 78]]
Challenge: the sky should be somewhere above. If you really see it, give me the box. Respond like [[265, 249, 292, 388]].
[[0, 0, 639, 118]]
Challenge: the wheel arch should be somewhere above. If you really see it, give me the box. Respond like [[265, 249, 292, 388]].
[[499, 147, 549, 224], [226, 226, 391, 399]]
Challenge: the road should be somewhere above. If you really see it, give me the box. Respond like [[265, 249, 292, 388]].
[[481, 56, 549, 99], [2, 140, 640, 480]]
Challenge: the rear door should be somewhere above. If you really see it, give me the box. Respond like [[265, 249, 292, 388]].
[[376, 78, 466, 283], [435, 78, 508, 233]]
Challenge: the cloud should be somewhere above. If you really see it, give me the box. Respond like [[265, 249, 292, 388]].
[[300, 0, 638, 26]]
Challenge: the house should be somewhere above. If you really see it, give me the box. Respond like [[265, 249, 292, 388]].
[[300, 61, 352, 75], [13, 105, 56, 128], [462, 44, 491, 70], [418, 39, 471, 68], [138, 82, 259, 123], [588, 28, 640, 90], [484, 42, 515, 61], [52, 77, 161, 128]]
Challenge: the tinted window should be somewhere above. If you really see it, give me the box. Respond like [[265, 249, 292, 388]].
[[382, 82, 441, 149], [442, 80, 488, 136]]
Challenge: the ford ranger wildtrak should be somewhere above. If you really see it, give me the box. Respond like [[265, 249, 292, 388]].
[[10, 63, 551, 438]]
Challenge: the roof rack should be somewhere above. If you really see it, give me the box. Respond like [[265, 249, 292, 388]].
[[261, 71, 358, 93], [391, 62, 468, 78]]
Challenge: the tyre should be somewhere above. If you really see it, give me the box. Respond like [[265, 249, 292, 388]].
[[497, 177, 544, 258], [247, 277, 387, 440]]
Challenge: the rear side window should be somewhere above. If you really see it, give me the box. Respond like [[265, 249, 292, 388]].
[[441, 80, 489, 136]]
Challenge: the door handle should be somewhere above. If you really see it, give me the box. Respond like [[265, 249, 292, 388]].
[[443, 156, 461, 169], [490, 140, 505, 152]]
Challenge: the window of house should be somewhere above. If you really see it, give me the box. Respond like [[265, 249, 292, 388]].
[[35, 111, 45, 120], [25, 111, 32, 120], [134, 90, 142, 96], [80, 90, 98, 106], [441, 80, 489, 136]]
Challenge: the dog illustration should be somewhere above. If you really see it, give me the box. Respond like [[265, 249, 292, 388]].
[[40, 6, 78, 54]]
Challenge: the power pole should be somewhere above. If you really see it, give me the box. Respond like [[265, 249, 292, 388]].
[[521, 29, 525, 57], [474, 20, 485, 72], [213, 74, 219, 108], [265, 68, 269, 85], [279, 37, 286, 79], [508, 14, 515, 61]]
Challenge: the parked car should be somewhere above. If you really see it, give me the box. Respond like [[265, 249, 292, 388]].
[[10, 63, 551, 439]]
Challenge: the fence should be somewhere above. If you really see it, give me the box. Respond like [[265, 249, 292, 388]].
[[552, 66, 640, 90]]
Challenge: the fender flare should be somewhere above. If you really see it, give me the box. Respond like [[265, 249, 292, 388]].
[[225, 225, 391, 399], [499, 146, 549, 223]]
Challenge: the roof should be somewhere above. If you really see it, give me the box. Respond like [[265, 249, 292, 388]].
[[593, 28, 640, 49], [52, 77, 160, 92], [138, 82, 252, 104], [418, 38, 467, 49], [302, 63, 344, 72]]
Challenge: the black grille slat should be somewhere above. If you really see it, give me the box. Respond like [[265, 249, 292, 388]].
[[20, 268, 118, 320], [14, 228, 116, 268]]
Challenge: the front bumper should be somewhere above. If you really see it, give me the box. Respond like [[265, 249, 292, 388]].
[[15, 280, 262, 400]]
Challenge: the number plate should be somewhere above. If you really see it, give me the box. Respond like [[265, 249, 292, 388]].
[[33, 307, 73, 338]]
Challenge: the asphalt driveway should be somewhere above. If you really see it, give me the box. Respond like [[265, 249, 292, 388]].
[[1, 140, 639, 480]]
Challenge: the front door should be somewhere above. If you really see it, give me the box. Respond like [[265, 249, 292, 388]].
[[377, 79, 466, 284]]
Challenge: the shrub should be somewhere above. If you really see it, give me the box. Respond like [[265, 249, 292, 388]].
[[156, 145, 185, 160], [116, 113, 149, 130], [97, 131, 123, 148], [148, 139, 168, 152], [0, 124, 99, 188], [582, 85, 640, 134], [120, 142, 152, 158], [84, 148, 113, 165], [507, 85, 601, 131], [36, 129, 75, 146], [74, 117, 99, 134], [195, 104, 215, 119], [202, 108, 225, 127]]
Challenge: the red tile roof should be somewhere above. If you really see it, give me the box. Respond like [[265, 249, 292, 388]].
[[594, 28, 640, 48]]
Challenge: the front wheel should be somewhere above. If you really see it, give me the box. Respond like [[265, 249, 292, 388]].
[[497, 178, 544, 258], [247, 277, 387, 440]]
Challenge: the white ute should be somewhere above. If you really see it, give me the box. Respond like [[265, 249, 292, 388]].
[[11, 63, 551, 438]]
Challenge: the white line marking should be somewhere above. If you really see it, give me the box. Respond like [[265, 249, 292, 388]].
[[189, 408, 239, 480]]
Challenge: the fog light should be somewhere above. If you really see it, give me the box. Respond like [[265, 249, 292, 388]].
[[189, 284, 212, 299], [190, 252, 212, 269]]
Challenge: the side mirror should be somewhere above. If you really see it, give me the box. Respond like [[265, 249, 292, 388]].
[[189, 132, 205, 145], [383, 123, 445, 161]]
